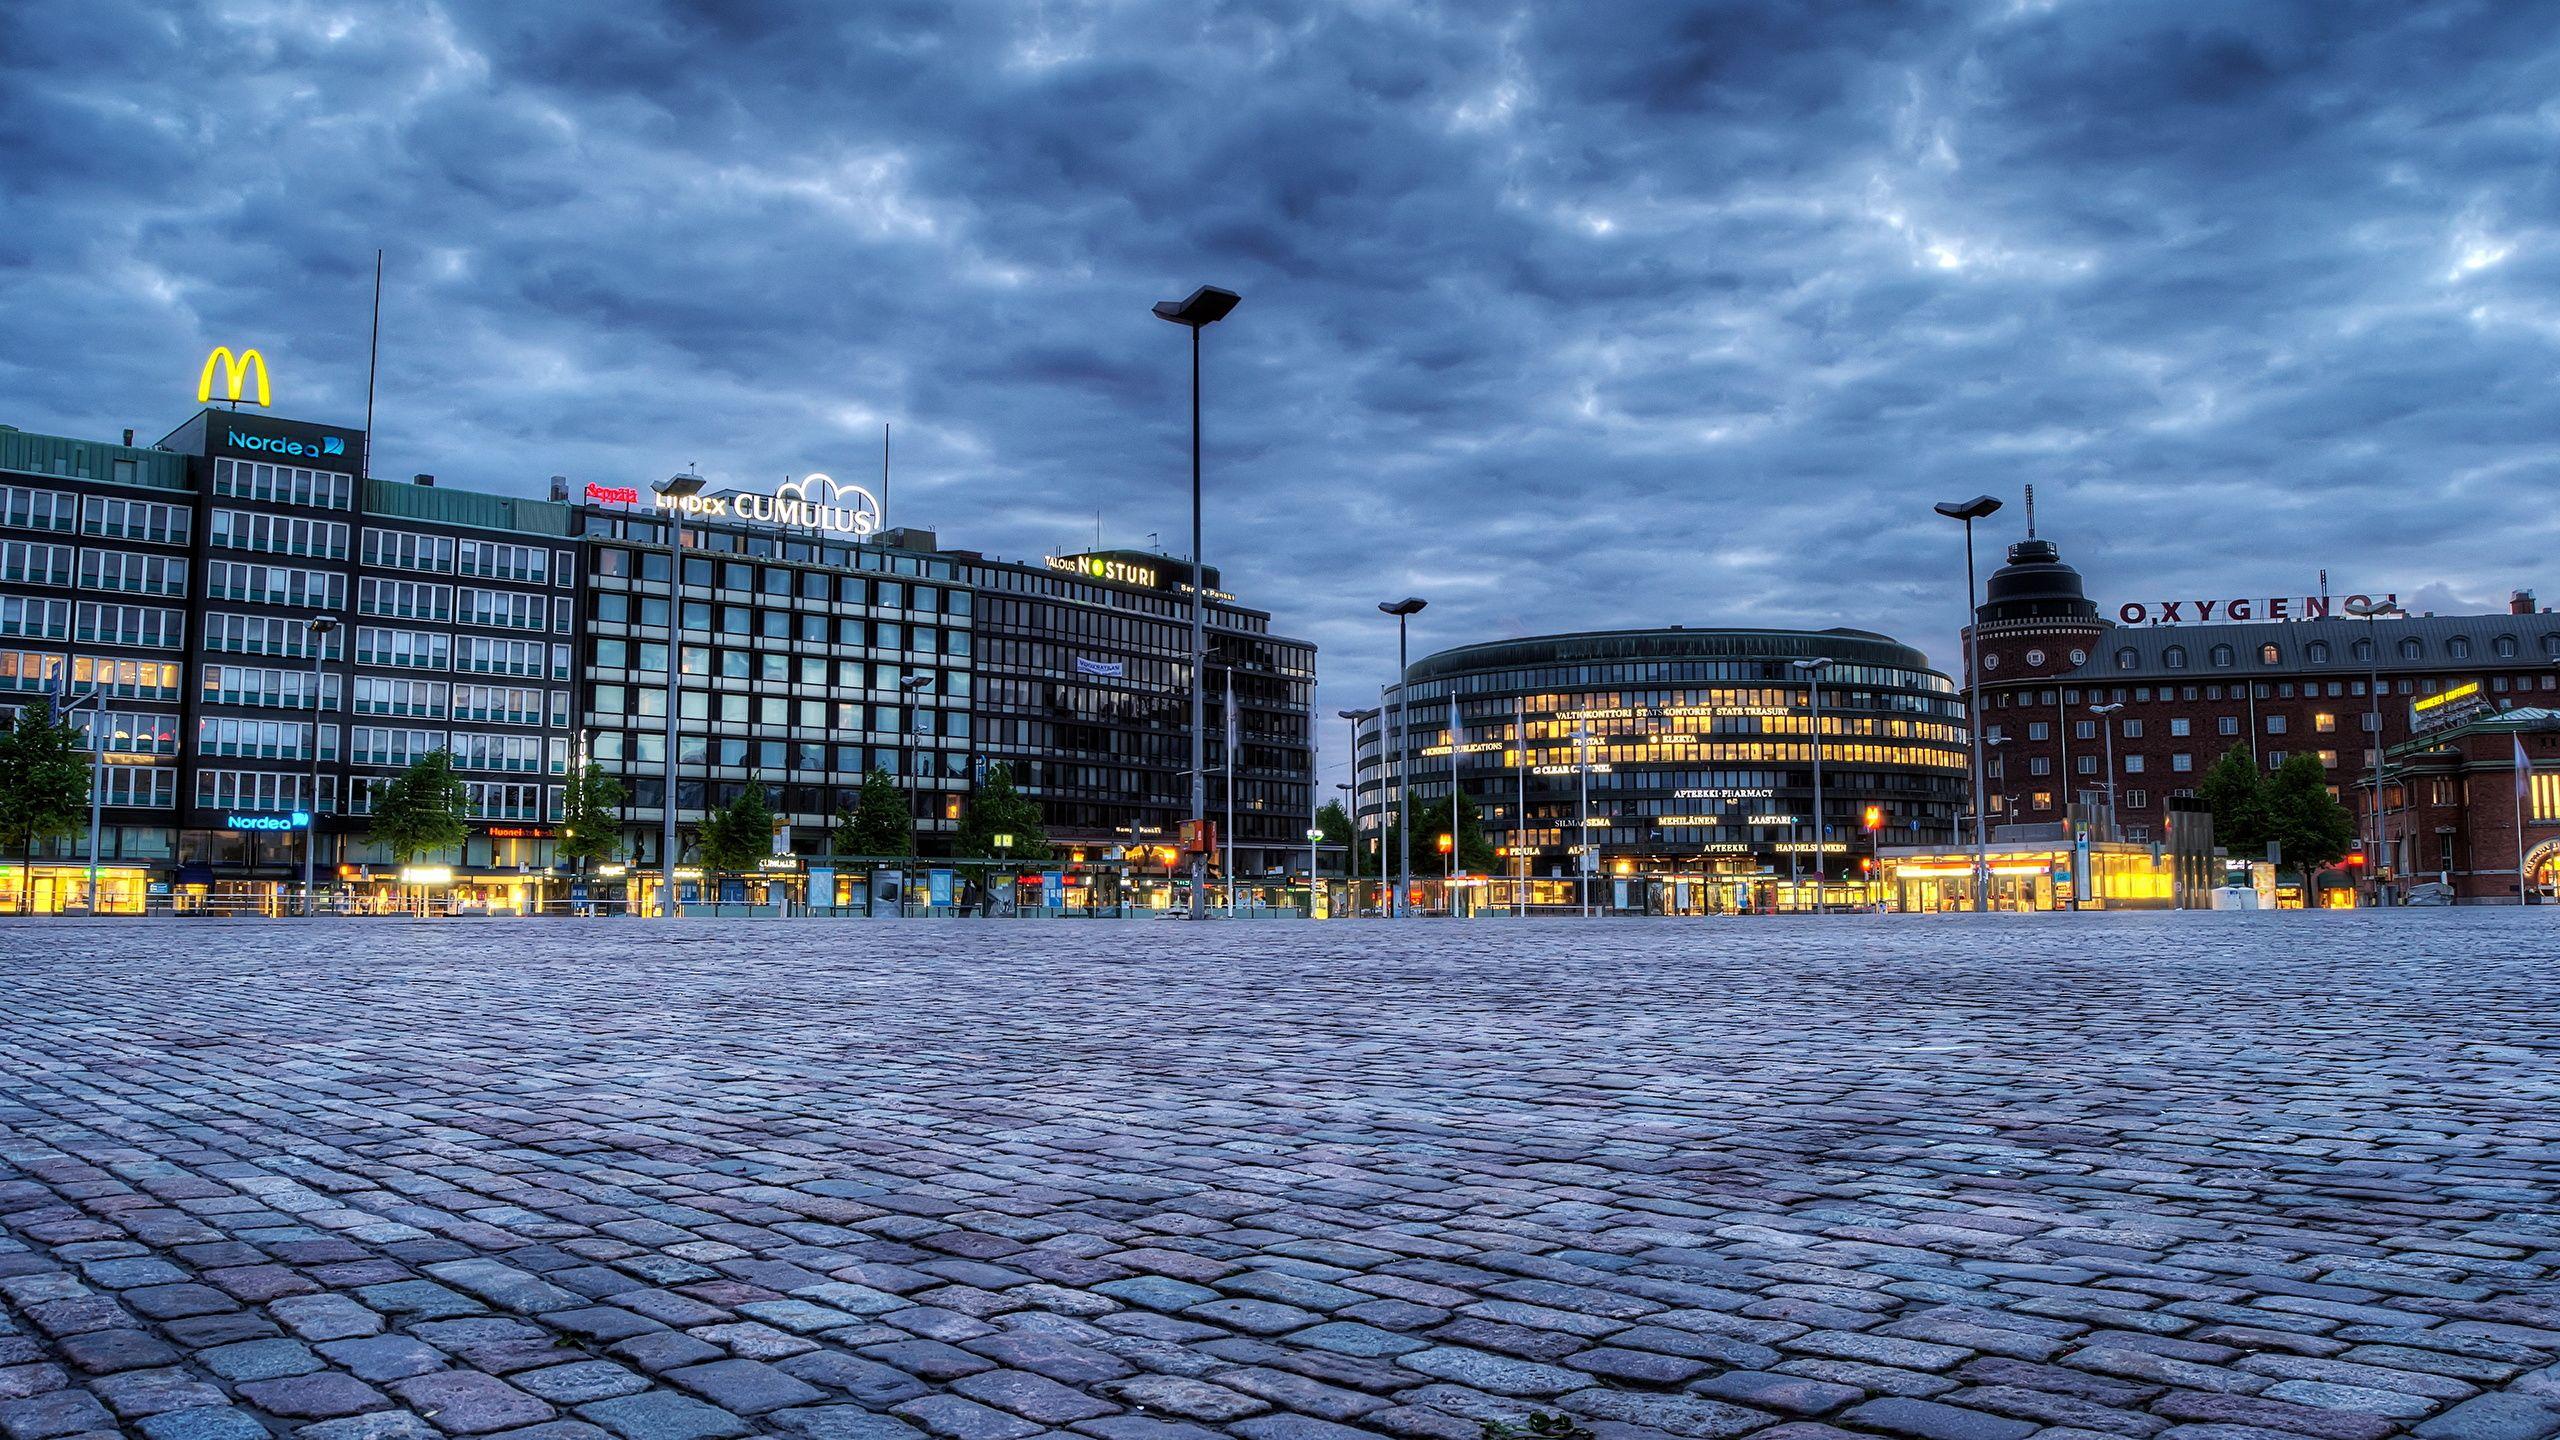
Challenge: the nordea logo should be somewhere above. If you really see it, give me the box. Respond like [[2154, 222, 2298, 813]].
[[228, 429, 346, 461]]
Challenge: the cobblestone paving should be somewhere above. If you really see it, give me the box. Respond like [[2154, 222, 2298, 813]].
[[4, 914, 2560, 1440]]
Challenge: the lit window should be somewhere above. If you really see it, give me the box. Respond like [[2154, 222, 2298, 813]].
[[2259, 644, 2281, 665], [2116, 648, 2138, 670]]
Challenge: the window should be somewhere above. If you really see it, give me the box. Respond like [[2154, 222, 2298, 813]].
[[2074, 720, 2096, 740], [2121, 719, 2143, 738], [206, 561, 345, 610], [0, 596, 71, 640], [455, 635, 549, 678], [210, 456, 352, 509], [2172, 754, 2194, 773], [2210, 645, 2235, 668], [72, 710, 179, 757], [2398, 637, 2423, 660], [361, 529, 456, 573], [96, 765, 177, 809], [2447, 636, 2472, 660], [2305, 641, 2330, 663], [2030, 791, 2053, 810], [456, 540, 548, 583], [2169, 717, 2190, 737], [204, 666, 341, 711], [2030, 756, 2052, 776], [2314, 713, 2336, 733], [2076, 754, 2097, 775], [2259, 644, 2281, 665], [78, 550, 189, 597], [2163, 646, 2187, 670], [2218, 715, 2240, 736], [354, 627, 450, 670], [2124, 755, 2145, 773], [359, 578, 454, 621], [451, 684, 545, 725], [83, 494, 192, 546], [2123, 789, 2149, 809], [2115, 647, 2138, 670], [73, 656, 182, 701], [2318, 750, 2339, 768], [450, 730, 544, 773], [203, 612, 341, 659], [350, 727, 443, 767], [2267, 752, 2287, 770], [0, 486, 77, 533], [354, 677, 449, 718], [195, 769, 338, 815], [2494, 636, 2519, 659], [2027, 722, 2050, 741], [73, 602, 183, 649], [210, 509, 348, 560], [197, 717, 336, 762], [456, 587, 548, 631], [0, 541, 73, 587], [2266, 715, 2287, 734]]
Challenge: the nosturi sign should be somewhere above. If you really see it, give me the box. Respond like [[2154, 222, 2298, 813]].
[[653, 473, 881, 537]]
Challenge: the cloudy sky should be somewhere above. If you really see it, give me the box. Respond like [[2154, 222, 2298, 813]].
[[6, 1, 2555, 789]]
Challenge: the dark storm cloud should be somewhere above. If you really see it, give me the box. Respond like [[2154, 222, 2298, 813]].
[[4, 0, 2556, 789]]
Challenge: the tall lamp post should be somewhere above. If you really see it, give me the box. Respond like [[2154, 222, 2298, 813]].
[[1934, 495, 2003, 912], [1334, 782, 1358, 916], [1337, 704, 1374, 915], [304, 614, 340, 913], [1305, 826, 1322, 917], [2345, 597, 2404, 901], [1152, 284, 1242, 919], [54, 676, 106, 915], [1792, 657, 1833, 913], [2089, 702, 2124, 835], [653, 471, 705, 919], [899, 672, 934, 915], [1378, 598, 1427, 918], [1574, 725, 1594, 917]]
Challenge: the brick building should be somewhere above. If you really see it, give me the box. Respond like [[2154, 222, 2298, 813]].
[[1966, 531, 2560, 900], [2380, 708, 2560, 904]]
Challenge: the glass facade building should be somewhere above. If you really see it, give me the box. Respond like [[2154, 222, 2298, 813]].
[[1352, 627, 1969, 912]]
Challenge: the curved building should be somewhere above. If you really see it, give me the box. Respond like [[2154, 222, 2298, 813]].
[[1351, 627, 1970, 912]]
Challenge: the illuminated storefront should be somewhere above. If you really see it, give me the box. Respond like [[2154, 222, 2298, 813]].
[[1354, 628, 1970, 912], [1882, 842, 2187, 912]]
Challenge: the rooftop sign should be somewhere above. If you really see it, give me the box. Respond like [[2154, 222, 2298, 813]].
[[654, 473, 881, 537], [2114, 593, 2397, 626]]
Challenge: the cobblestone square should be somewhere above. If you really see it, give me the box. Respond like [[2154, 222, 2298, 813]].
[[3, 914, 2558, 1440]]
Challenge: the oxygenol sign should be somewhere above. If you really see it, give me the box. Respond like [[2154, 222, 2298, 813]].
[[654, 473, 880, 537], [2115, 593, 2398, 626]]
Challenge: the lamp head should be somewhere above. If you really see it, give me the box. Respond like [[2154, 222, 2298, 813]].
[[1378, 597, 1427, 617], [1791, 657, 1832, 673], [2344, 598, 2404, 619], [656, 471, 707, 499], [1153, 286, 1242, 328], [1933, 495, 2002, 522]]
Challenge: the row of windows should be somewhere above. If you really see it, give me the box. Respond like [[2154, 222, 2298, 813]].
[[203, 666, 340, 711], [205, 612, 341, 660], [592, 546, 966, 613], [2122, 632, 2560, 670], [587, 683, 967, 736], [207, 560, 346, 610], [588, 638, 971, 697], [76, 603, 184, 649], [74, 710, 180, 756], [589, 730, 972, 778], [199, 718, 337, 761], [211, 509, 348, 560], [0, 490, 194, 547], [345, 779, 566, 822], [0, 652, 185, 701], [347, 728, 566, 773], [196, 769, 339, 815], [212, 456, 354, 511], [81, 551, 189, 597]]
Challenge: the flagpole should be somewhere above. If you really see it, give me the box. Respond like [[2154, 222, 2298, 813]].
[[2516, 732, 2531, 906], [1515, 694, 1526, 919], [1224, 679, 1237, 918], [1448, 693, 1460, 917]]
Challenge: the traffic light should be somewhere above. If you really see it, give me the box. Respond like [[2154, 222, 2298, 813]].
[[1436, 833, 1453, 855], [1859, 856, 1873, 874], [1862, 805, 1884, 831], [2343, 852, 2366, 868]]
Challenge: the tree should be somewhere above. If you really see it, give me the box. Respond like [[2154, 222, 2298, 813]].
[[696, 777, 775, 883], [369, 750, 471, 863], [2199, 745, 2266, 857], [2260, 752, 2356, 882], [0, 699, 91, 901], [844, 768, 915, 857], [954, 762, 1052, 861], [1315, 799, 1353, 875], [1380, 791, 1498, 876], [557, 762, 628, 870]]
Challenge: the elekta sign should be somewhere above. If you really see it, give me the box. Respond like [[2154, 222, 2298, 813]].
[[654, 473, 881, 538]]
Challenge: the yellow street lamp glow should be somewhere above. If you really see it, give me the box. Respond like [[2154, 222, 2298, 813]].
[[198, 347, 272, 407]]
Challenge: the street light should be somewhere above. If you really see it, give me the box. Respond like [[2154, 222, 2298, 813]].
[[304, 614, 340, 913], [2345, 596, 2405, 901], [1305, 826, 1323, 916], [1378, 598, 1427, 918], [2089, 702, 2124, 835], [1154, 283, 1241, 920], [1337, 707, 1373, 917], [1573, 724, 1594, 918], [654, 470, 705, 919], [899, 672, 934, 913], [1934, 495, 2003, 911], [1792, 657, 1833, 913]]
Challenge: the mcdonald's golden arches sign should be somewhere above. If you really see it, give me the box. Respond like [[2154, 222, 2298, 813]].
[[198, 347, 271, 407]]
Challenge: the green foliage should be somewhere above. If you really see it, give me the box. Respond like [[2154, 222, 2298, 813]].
[[954, 762, 1051, 861], [369, 750, 472, 864], [844, 768, 915, 857], [557, 762, 628, 867], [1315, 799, 1353, 871], [697, 777, 776, 878], [1481, 1416, 1595, 1440], [2199, 745, 2266, 856], [1380, 790, 1500, 875], [0, 699, 91, 864], [2261, 752, 2356, 877]]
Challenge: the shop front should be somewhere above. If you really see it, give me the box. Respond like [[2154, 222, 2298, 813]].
[[0, 863, 153, 915], [1884, 842, 2183, 912]]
